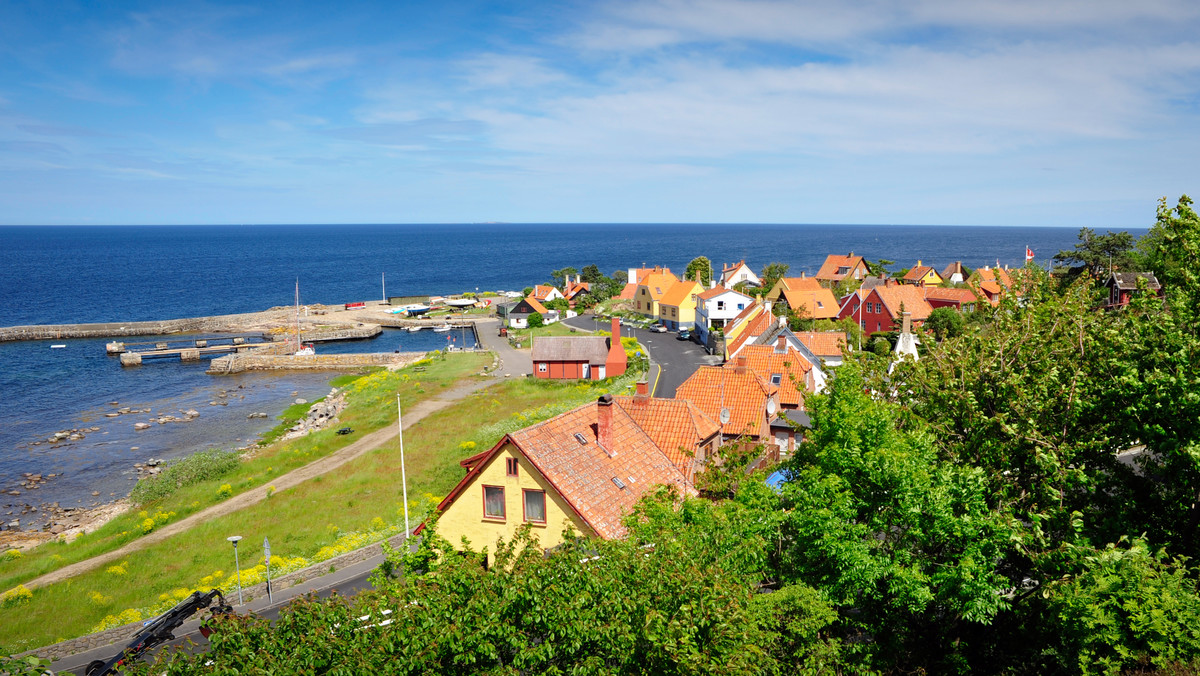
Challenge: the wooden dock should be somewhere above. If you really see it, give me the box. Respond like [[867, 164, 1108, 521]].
[[107, 335, 268, 366]]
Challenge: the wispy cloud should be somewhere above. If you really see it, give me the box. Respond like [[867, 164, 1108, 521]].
[[322, 119, 487, 147], [18, 123, 110, 138]]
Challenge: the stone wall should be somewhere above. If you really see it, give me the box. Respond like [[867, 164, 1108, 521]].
[[20, 533, 409, 662], [208, 352, 426, 374]]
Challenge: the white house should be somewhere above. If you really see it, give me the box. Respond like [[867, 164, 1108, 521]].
[[720, 260, 760, 289], [694, 286, 753, 344]]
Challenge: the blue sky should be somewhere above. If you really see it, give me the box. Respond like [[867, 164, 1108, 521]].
[[2, 0, 1198, 226]]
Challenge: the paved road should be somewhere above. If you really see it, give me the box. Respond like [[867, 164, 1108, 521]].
[[562, 315, 720, 398]]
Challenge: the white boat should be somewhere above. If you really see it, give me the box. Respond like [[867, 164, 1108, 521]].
[[295, 344, 315, 356], [397, 304, 431, 316], [407, 326, 423, 332], [50, 344, 66, 349], [433, 325, 451, 332], [445, 298, 476, 308]]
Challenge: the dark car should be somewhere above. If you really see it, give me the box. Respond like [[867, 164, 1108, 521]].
[[677, 329, 691, 341]]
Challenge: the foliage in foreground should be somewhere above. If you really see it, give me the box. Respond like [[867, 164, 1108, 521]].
[[129, 449, 241, 505]]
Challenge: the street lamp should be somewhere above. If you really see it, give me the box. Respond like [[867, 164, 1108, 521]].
[[226, 535, 243, 605]]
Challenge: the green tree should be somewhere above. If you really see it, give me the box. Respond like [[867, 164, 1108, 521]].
[[549, 267, 578, 289], [759, 262, 790, 292], [923, 306, 965, 341], [864, 258, 894, 277], [526, 311, 544, 328], [543, 297, 569, 312], [522, 286, 533, 297], [684, 256, 713, 286], [579, 264, 604, 284], [1053, 227, 1136, 277]]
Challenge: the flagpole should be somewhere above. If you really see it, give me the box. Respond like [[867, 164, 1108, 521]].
[[397, 394, 410, 536]]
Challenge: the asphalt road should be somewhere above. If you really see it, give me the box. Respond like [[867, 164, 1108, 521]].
[[563, 315, 721, 398]]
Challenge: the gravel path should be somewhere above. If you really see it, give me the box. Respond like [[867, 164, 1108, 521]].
[[20, 377, 495, 591]]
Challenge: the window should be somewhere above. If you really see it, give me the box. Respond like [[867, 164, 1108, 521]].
[[483, 485, 505, 519], [506, 457, 518, 477], [717, 300, 725, 310], [523, 489, 546, 523], [737, 303, 745, 310], [538, 363, 547, 372], [770, 373, 782, 385]]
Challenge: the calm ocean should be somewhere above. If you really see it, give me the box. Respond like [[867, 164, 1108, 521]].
[[0, 223, 1137, 518]]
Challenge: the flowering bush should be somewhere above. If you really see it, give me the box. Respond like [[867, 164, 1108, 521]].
[[216, 484, 233, 499], [106, 561, 128, 576], [0, 585, 32, 608]]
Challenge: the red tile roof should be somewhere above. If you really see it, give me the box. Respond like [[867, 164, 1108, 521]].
[[676, 365, 776, 439], [816, 253, 867, 281], [564, 280, 590, 299], [902, 264, 938, 283], [922, 287, 981, 305], [726, 305, 778, 357], [781, 287, 839, 319], [615, 395, 719, 479], [735, 344, 813, 406], [874, 285, 934, 321], [618, 282, 638, 300], [532, 285, 561, 301], [794, 331, 847, 357]]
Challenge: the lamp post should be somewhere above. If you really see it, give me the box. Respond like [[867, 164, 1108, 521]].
[[226, 535, 243, 605]]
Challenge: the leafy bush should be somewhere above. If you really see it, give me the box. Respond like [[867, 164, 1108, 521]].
[[130, 449, 241, 505]]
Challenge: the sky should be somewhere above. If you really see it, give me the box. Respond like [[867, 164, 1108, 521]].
[[1, 0, 1199, 227]]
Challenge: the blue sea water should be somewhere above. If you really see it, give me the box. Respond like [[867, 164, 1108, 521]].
[[0, 223, 1140, 519]]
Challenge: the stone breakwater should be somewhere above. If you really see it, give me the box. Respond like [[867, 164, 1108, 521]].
[[207, 351, 426, 374], [0, 315, 266, 342]]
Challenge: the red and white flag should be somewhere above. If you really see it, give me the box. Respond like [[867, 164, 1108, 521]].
[[1025, 246, 1034, 262]]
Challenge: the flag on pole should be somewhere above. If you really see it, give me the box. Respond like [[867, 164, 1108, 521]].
[[1025, 246, 1034, 262]]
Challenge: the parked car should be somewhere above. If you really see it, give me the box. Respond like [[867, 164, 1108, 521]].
[[650, 324, 668, 333], [677, 329, 691, 341]]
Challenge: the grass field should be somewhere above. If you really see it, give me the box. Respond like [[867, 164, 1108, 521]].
[[0, 355, 640, 653]]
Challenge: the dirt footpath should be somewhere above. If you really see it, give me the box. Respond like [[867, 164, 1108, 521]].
[[21, 377, 496, 591]]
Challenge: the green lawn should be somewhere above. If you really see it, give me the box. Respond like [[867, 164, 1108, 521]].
[[0, 358, 639, 653]]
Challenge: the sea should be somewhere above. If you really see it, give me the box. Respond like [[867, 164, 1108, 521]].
[[0, 223, 1142, 521]]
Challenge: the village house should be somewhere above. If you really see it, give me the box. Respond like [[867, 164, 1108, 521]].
[[616, 382, 721, 484], [901, 260, 943, 287], [693, 286, 752, 346], [723, 300, 777, 359], [1104, 272, 1162, 308], [923, 286, 982, 313], [675, 359, 779, 445], [424, 394, 700, 565], [563, 275, 591, 308], [764, 275, 839, 320], [966, 265, 1015, 305], [633, 267, 680, 319], [836, 280, 933, 334], [531, 285, 565, 303], [941, 261, 967, 284], [619, 266, 673, 300], [720, 260, 760, 289], [531, 317, 627, 380], [791, 331, 848, 367], [657, 279, 703, 331], [745, 322, 830, 392], [815, 253, 869, 287], [504, 296, 553, 329]]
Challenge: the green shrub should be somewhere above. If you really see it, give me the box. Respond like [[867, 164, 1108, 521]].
[[129, 449, 241, 505]]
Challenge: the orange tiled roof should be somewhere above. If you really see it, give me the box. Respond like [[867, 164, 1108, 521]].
[[618, 282, 638, 300], [726, 305, 777, 357], [777, 276, 822, 292], [676, 365, 776, 439], [532, 285, 560, 301], [508, 400, 693, 539], [902, 265, 937, 283], [615, 395, 719, 479], [874, 285, 934, 321], [659, 280, 702, 308], [631, 266, 672, 283], [698, 285, 741, 301], [794, 331, 847, 357], [564, 281, 590, 298], [523, 296, 549, 314], [816, 253, 866, 281], [922, 287, 981, 304], [781, 287, 839, 319], [735, 344, 813, 406], [974, 266, 1014, 289], [638, 271, 680, 300]]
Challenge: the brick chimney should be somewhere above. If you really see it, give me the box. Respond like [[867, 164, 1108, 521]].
[[901, 311, 912, 334], [635, 380, 649, 399], [734, 356, 748, 374], [597, 394, 614, 451], [606, 316, 627, 378], [776, 335, 787, 353]]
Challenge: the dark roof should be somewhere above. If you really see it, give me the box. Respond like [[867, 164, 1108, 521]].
[[531, 336, 611, 364], [1106, 272, 1161, 290], [770, 409, 812, 429]]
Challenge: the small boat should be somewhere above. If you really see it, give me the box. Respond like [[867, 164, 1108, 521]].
[[399, 304, 431, 316], [433, 325, 451, 332], [445, 298, 476, 308], [295, 343, 315, 356], [407, 326, 423, 332], [50, 344, 66, 349]]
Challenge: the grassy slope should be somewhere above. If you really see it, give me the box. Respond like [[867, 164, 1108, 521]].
[[0, 358, 640, 652]]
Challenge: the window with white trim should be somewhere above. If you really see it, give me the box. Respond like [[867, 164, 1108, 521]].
[[483, 485, 505, 519], [523, 489, 546, 523]]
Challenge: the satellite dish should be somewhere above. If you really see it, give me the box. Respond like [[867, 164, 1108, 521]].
[[766, 398, 777, 416], [719, 408, 731, 424]]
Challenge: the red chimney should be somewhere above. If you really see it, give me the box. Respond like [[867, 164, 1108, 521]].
[[734, 356, 748, 374], [597, 394, 614, 451], [635, 380, 649, 398], [606, 317, 627, 378], [776, 335, 787, 353]]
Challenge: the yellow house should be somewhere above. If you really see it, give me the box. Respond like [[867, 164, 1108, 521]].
[[657, 279, 702, 331], [425, 394, 696, 565], [901, 260, 943, 287], [634, 268, 679, 319]]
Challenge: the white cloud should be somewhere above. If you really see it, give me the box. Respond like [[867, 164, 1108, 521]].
[[458, 54, 567, 90]]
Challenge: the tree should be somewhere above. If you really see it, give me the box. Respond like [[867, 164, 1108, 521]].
[[864, 258, 894, 277], [543, 297, 569, 312], [684, 256, 713, 286], [1053, 227, 1136, 277], [923, 306, 965, 341], [522, 286, 533, 297], [579, 264, 604, 285], [549, 266, 578, 289], [526, 312, 543, 328], [759, 262, 790, 291]]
